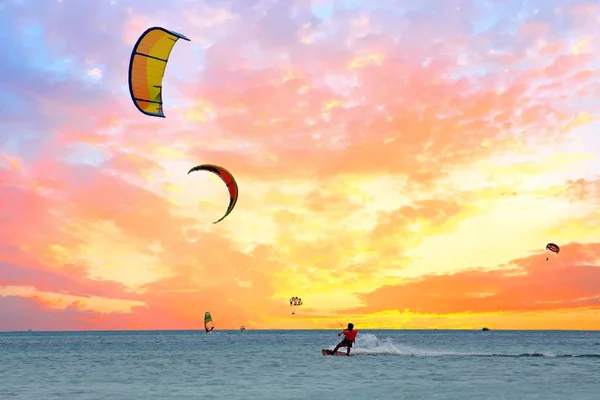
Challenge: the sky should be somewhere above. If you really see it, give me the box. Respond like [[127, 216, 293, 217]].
[[1, 0, 599, 331]]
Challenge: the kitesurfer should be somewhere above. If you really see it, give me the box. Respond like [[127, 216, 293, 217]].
[[331, 323, 358, 356]]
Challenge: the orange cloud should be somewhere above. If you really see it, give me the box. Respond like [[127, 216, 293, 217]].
[[351, 243, 600, 317]]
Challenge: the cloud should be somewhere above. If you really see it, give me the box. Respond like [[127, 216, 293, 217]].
[[351, 243, 600, 315], [0, 296, 102, 331], [1, 0, 600, 330]]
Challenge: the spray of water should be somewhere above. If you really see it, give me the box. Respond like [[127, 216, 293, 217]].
[[348, 333, 462, 356], [325, 334, 594, 358]]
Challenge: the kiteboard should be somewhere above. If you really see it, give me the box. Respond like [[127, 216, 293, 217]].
[[322, 349, 352, 356]]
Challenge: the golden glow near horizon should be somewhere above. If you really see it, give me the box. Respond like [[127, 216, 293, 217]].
[[1, 0, 599, 331]]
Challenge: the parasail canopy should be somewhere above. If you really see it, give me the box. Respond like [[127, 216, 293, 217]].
[[289, 297, 303, 306], [289, 296, 303, 315], [545, 242, 560, 261], [546, 243, 560, 254], [128, 27, 190, 118]]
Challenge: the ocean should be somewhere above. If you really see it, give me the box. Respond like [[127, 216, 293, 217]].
[[1, 330, 599, 399]]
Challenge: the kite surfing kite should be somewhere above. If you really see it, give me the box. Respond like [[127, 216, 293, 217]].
[[289, 296, 303, 315], [204, 311, 214, 334], [546, 243, 560, 261], [128, 27, 190, 118], [188, 164, 239, 224]]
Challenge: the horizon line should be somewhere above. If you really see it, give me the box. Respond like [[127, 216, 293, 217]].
[[2, 328, 599, 333]]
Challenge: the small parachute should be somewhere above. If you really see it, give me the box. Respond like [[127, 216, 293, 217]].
[[204, 311, 214, 333], [546, 243, 560, 261], [188, 164, 239, 223], [128, 27, 190, 118], [289, 296, 303, 315]]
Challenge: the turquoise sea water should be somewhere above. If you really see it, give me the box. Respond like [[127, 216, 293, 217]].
[[1, 330, 599, 399]]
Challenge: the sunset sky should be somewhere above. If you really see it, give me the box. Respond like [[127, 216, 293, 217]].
[[1, 0, 599, 331]]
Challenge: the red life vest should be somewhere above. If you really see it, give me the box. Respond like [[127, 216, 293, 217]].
[[344, 329, 358, 341]]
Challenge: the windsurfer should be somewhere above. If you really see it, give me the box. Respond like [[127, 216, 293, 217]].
[[204, 312, 214, 334], [331, 323, 357, 356]]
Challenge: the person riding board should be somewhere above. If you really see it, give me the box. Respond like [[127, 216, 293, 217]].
[[331, 323, 358, 356]]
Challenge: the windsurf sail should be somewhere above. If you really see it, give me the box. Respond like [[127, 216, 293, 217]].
[[204, 311, 214, 333]]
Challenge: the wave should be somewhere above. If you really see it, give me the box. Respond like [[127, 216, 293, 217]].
[[330, 334, 600, 358]]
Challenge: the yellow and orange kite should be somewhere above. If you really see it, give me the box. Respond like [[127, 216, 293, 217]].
[[128, 27, 190, 118]]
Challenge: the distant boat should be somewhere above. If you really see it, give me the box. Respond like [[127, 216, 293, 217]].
[[482, 327, 490, 331], [240, 326, 246, 331]]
